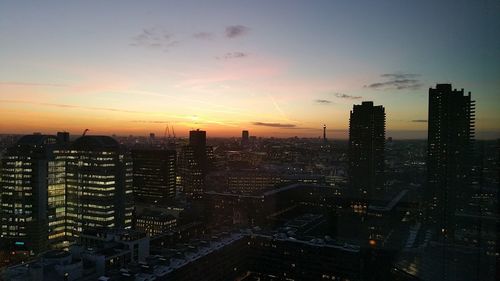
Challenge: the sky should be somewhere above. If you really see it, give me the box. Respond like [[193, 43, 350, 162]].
[[0, 0, 499, 139]]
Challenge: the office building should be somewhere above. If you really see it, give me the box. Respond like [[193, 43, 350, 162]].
[[0, 134, 67, 254], [226, 169, 281, 194], [132, 149, 176, 202], [179, 130, 208, 199], [65, 136, 134, 239], [348, 101, 386, 200], [135, 209, 177, 237]]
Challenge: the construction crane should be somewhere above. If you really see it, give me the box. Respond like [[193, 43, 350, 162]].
[[82, 129, 89, 136], [164, 125, 171, 140]]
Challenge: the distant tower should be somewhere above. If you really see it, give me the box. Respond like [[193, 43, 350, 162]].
[[242, 130, 249, 146], [348, 101, 385, 200], [323, 124, 327, 142]]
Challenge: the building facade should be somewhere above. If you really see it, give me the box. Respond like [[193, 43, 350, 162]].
[[0, 134, 67, 254], [132, 149, 176, 202], [65, 136, 134, 239], [179, 130, 208, 199], [426, 84, 475, 241], [349, 101, 386, 200]]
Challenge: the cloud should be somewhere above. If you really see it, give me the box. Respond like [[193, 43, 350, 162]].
[[130, 27, 179, 51], [381, 73, 420, 79], [411, 119, 428, 123], [193, 32, 215, 40], [332, 93, 362, 100], [252, 122, 296, 128], [365, 73, 422, 90], [131, 120, 170, 124], [315, 99, 332, 104], [216, 52, 249, 60], [251, 122, 318, 130], [225, 25, 250, 38], [0, 99, 142, 114], [0, 82, 68, 88]]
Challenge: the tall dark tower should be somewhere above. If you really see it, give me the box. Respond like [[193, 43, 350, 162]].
[[189, 129, 206, 148], [180, 130, 208, 199], [132, 149, 176, 202], [348, 101, 385, 200], [242, 130, 249, 146], [426, 84, 475, 242], [323, 124, 327, 142]]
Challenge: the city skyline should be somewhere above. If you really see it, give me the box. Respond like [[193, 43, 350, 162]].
[[1, 0, 499, 139]]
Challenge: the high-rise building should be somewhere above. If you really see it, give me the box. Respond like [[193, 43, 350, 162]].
[[242, 130, 249, 146], [0, 134, 67, 254], [132, 149, 176, 202], [189, 129, 206, 149], [426, 84, 475, 241], [65, 136, 134, 239], [179, 130, 208, 199], [348, 101, 386, 200]]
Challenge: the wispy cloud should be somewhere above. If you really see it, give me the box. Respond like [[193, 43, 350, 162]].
[[381, 73, 420, 79], [365, 73, 422, 90], [411, 119, 428, 123], [1, 99, 142, 114], [130, 27, 179, 51], [252, 122, 296, 128], [193, 32, 215, 40], [225, 25, 250, 38], [315, 99, 332, 104], [216, 52, 249, 60], [131, 120, 171, 124], [332, 93, 362, 100], [252, 122, 319, 130], [0, 82, 68, 88]]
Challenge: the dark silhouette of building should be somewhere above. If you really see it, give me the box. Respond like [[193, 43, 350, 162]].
[[241, 130, 249, 146], [65, 136, 134, 239], [422, 84, 484, 281], [0, 134, 67, 254], [179, 130, 208, 199], [348, 101, 386, 200], [132, 149, 176, 202], [189, 129, 206, 148], [323, 124, 327, 142], [426, 84, 475, 242]]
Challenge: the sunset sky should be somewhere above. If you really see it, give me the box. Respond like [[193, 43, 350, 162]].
[[1, 0, 499, 139]]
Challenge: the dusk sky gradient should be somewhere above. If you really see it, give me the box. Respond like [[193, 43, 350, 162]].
[[1, 0, 499, 138]]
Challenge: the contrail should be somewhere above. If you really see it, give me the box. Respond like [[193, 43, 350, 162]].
[[268, 95, 292, 122]]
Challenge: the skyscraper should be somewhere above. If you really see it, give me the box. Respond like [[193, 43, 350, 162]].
[[242, 130, 249, 146], [348, 101, 386, 200], [179, 130, 208, 199], [0, 134, 67, 254], [426, 84, 475, 241], [132, 149, 176, 202], [65, 136, 133, 238], [189, 129, 206, 149]]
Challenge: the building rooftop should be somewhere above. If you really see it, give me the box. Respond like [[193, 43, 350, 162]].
[[72, 135, 119, 149], [16, 134, 57, 146]]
